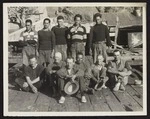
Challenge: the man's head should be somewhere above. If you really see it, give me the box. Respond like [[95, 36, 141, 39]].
[[25, 19, 32, 31], [76, 52, 83, 64], [43, 18, 51, 29], [74, 14, 82, 26], [94, 13, 102, 24], [66, 57, 74, 69], [54, 52, 62, 63], [57, 15, 64, 27], [96, 54, 104, 65], [29, 55, 38, 68], [113, 50, 121, 61]]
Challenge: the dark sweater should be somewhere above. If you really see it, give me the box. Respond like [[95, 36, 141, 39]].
[[89, 23, 112, 47], [38, 29, 55, 50], [51, 26, 68, 45]]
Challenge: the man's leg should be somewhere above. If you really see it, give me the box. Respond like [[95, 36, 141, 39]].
[[101, 43, 108, 64], [15, 77, 30, 92], [58, 78, 66, 103], [92, 44, 98, 63], [45, 50, 52, 65], [77, 43, 85, 60], [39, 50, 46, 65], [61, 45, 67, 61], [71, 43, 76, 61], [22, 47, 29, 67]]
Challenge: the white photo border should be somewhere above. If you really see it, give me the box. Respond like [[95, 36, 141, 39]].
[[3, 2, 147, 116]]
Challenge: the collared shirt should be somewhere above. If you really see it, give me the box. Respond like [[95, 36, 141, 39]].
[[51, 25, 68, 45], [68, 24, 87, 43], [107, 58, 132, 72], [19, 29, 38, 46], [89, 23, 112, 47]]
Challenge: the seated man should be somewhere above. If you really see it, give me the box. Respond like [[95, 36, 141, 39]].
[[15, 55, 45, 93], [46, 52, 66, 97], [56, 57, 87, 103], [85, 54, 108, 94], [107, 50, 132, 91]]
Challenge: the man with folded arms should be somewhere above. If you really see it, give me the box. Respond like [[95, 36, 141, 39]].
[[15, 55, 45, 93], [67, 14, 87, 61], [85, 54, 108, 94], [51, 16, 68, 61], [46, 52, 66, 97], [107, 50, 132, 91], [19, 19, 38, 68], [56, 57, 87, 103]]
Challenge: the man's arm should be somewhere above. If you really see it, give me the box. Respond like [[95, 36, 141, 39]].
[[105, 26, 112, 47], [89, 27, 93, 49], [82, 26, 87, 44], [107, 62, 119, 75], [119, 61, 132, 76], [51, 31, 56, 50], [31, 77, 40, 84]]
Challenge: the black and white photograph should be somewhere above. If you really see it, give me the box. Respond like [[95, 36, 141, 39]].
[[3, 2, 147, 116]]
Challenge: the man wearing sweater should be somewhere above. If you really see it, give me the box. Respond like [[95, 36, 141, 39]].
[[67, 14, 87, 61], [19, 19, 38, 67], [89, 13, 112, 63], [38, 18, 56, 67], [51, 16, 68, 61]]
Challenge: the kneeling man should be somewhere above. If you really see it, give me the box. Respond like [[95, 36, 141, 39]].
[[57, 57, 87, 103], [15, 55, 45, 93], [107, 50, 132, 91]]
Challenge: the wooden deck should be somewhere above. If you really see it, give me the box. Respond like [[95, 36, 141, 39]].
[[8, 56, 143, 112]]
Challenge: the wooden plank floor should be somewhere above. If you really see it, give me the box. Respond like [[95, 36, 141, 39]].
[[8, 83, 143, 112]]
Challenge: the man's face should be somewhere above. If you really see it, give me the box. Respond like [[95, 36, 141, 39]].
[[54, 54, 61, 63], [29, 58, 37, 68], [114, 51, 121, 61], [97, 55, 104, 65], [57, 19, 64, 26], [66, 59, 74, 69], [74, 17, 81, 26], [95, 16, 102, 24], [43, 20, 50, 29], [76, 54, 83, 64], [26, 22, 32, 31]]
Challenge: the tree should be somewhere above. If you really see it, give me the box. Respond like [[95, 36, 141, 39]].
[[8, 7, 38, 28]]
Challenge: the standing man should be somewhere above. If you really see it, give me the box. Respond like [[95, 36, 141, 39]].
[[51, 16, 68, 61], [67, 14, 87, 61], [38, 18, 55, 67], [89, 13, 112, 63], [15, 55, 45, 93], [56, 57, 87, 103], [107, 50, 132, 91], [46, 52, 66, 97], [19, 19, 38, 68]]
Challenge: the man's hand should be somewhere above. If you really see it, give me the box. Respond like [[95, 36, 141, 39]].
[[23, 82, 28, 88], [71, 75, 76, 82], [118, 72, 126, 77], [31, 86, 38, 93]]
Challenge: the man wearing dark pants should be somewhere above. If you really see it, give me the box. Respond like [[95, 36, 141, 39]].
[[19, 19, 38, 68], [56, 57, 87, 103], [89, 13, 112, 63], [67, 14, 87, 61], [51, 16, 68, 61], [46, 52, 66, 97], [107, 50, 132, 91], [38, 18, 55, 67], [15, 55, 45, 93]]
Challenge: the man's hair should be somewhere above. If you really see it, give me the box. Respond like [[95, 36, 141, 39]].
[[66, 56, 74, 62], [76, 52, 83, 56], [113, 49, 120, 54], [93, 13, 102, 21], [43, 18, 51, 23], [74, 14, 82, 21], [97, 54, 103, 58], [54, 52, 62, 59], [28, 54, 37, 60], [25, 19, 32, 25], [57, 15, 64, 20]]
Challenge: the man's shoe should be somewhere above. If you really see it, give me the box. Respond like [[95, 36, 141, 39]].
[[81, 96, 87, 103], [119, 84, 125, 91], [88, 88, 95, 94], [113, 82, 121, 91], [59, 96, 65, 104]]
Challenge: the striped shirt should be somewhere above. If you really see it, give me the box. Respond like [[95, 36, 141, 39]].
[[19, 29, 38, 46], [68, 24, 87, 43]]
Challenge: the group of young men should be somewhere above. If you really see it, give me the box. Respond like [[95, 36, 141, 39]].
[[15, 13, 132, 104]]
